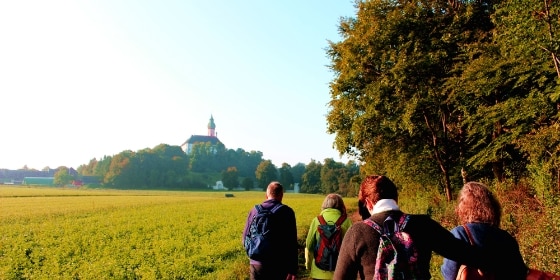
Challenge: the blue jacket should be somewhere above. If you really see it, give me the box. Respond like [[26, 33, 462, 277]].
[[441, 222, 528, 280]]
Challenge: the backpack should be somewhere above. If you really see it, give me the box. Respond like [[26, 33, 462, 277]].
[[363, 214, 421, 280], [244, 203, 283, 261], [314, 213, 347, 271], [455, 225, 495, 280]]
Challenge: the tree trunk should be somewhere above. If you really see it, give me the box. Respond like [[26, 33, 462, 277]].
[[442, 168, 452, 202], [492, 160, 505, 182], [557, 166, 560, 194]]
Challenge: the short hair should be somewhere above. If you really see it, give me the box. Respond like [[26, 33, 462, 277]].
[[321, 193, 347, 215], [266, 181, 284, 199], [456, 182, 501, 227], [358, 199, 371, 220], [358, 175, 398, 205]]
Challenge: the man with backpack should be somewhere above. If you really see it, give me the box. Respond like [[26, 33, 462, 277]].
[[333, 175, 505, 280], [243, 181, 298, 280]]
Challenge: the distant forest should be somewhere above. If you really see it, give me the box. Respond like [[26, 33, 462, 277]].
[[73, 142, 360, 195]]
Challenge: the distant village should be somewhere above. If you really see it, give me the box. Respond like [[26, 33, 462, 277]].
[[0, 167, 82, 186]]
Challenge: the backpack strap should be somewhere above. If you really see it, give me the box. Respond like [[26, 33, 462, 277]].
[[363, 218, 383, 233], [256, 203, 283, 214], [363, 214, 409, 236], [270, 203, 283, 213], [317, 213, 347, 226], [335, 214, 347, 226], [317, 214, 327, 225], [462, 224, 475, 245]]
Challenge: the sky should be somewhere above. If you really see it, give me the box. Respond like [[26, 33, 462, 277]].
[[0, 0, 357, 170]]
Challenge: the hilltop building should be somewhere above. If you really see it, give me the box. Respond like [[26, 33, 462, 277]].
[[180, 115, 222, 155]]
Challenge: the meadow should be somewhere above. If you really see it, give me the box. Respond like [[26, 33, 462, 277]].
[[1, 185, 559, 279], [0, 186, 356, 279]]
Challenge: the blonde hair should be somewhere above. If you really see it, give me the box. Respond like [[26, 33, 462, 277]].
[[456, 182, 501, 227], [321, 193, 347, 215]]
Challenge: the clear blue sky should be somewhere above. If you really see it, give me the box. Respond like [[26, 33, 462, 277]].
[[0, 0, 357, 170]]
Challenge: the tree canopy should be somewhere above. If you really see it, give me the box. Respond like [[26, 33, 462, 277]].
[[327, 0, 560, 200]]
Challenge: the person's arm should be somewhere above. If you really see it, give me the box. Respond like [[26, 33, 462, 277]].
[[242, 208, 255, 245], [427, 219, 492, 270], [285, 207, 299, 276], [305, 217, 318, 270], [334, 224, 360, 280], [440, 226, 464, 280]]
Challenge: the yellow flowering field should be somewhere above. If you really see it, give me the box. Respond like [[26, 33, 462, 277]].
[[0, 186, 356, 280]]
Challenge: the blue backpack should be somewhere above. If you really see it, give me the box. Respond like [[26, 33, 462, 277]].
[[244, 204, 283, 261]]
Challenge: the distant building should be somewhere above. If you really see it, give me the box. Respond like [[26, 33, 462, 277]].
[[180, 115, 223, 155], [23, 177, 54, 186], [0, 168, 77, 184], [211, 180, 227, 190]]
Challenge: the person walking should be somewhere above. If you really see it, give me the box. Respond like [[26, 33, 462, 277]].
[[334, 175, 499, 280], [441, 181, 528, 280], [305, 193, 352, 280], [242, 181, 298, 280]]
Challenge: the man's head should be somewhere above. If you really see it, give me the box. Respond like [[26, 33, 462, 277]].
[[359, 175, 398, 210], [266, 181, 284, 201]]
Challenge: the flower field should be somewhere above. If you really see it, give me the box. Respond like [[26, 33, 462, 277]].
[[0, 186, 355, 279], [2, 185, 558, 279]]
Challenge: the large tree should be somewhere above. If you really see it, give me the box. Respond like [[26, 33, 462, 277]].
[[255, 160, 278, 190], [278, 163, 294, 190], [326, 0, 496, 200], [301, 160, 322, 194], [221, 166, 239, 189], [54, 167, 73, 186], [490, 0, 560, 192]]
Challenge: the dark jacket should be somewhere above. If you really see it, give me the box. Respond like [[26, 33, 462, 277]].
[[334, 210, 496, 280], [242, 199, 298, 276], [441, 222, 527, 280]]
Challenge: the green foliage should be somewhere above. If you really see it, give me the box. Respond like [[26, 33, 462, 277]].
[[53, 167, 73, 186], [326, 0, 498, 200], [279, 163, 295, 190], [527, 161, 557, 207], [301, 160, 322, 194], [326, 0, 560, 200], [221, 167, 239, 189], [241, 177, 254, 191], [290, 163, 306, 186], [255, 160, 278, 190]]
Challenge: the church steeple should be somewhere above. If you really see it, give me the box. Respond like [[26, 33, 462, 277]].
[[207, 115, 216, 137]]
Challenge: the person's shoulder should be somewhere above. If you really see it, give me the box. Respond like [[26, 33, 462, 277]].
[[405, 213, 445, 230], [494, 226, 519, 243], [356, 217, 385, 231], [404, 213, 433, 224], [275, 203, 295, 214], [406, 213, 430, 219]]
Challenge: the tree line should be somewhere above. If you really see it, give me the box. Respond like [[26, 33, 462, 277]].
[[74, 142, 360, 196], [326, 0, 560, 201]]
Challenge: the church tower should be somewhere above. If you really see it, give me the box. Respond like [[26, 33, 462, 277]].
[[181, 115, 222, 155], [208, 115, 216, 137]]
